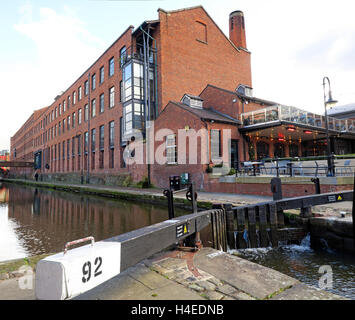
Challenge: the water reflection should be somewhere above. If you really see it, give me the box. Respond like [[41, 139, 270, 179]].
[[1, 183, 186, 261]]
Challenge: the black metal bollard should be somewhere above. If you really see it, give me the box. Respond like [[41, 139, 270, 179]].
[[271, 177, 282, 200], [311, 177, 321, 194], [163, 189, 175, 219]]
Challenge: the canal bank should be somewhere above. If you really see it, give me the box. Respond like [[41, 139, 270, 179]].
[[0, 178, 273, 209], [0, 247, 346, 300]]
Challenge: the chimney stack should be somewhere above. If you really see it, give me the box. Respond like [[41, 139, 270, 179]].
[[229, 11, 247, 49]]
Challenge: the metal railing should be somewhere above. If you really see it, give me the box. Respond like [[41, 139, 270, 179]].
[[238, 154, 355, 177], [241, 104, 355, 134]]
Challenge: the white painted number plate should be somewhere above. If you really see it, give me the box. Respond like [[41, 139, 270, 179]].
[[35, 241, 121, 300]]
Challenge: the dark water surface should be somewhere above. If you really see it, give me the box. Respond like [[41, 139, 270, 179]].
[[0, 182, 187, 262], [236, 235, 355, 299]]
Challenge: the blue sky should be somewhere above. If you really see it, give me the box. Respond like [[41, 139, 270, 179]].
[[1, 0, 355, 150]]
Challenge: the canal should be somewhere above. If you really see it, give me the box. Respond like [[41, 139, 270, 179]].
[[0, 182, 187, 262], [236, 235, 355, 299]]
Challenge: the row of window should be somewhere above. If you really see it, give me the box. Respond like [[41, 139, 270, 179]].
[[33, 87, 118, 148], [40, 45, 127, 130]]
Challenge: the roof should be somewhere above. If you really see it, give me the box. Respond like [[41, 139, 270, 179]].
[[201, 84, 277, 106], [182, 94, 204, 101], [327, 103, 355, 116], [170, 102, 240, 125]]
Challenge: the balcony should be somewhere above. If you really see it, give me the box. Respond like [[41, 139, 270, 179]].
[[241, 105, 355, 134]]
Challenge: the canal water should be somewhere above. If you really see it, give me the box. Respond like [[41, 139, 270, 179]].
[[236, 235, 355, 299], [0, 182, 187, 262]]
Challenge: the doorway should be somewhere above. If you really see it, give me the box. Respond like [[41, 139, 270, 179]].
[[230, 139, 239, 170]]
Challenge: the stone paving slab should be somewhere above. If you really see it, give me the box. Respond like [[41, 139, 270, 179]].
[[193, 248, 299, 300], [75, 262, 204, 300], [270, 283, 346, 300], [0, 278, 35, 300]]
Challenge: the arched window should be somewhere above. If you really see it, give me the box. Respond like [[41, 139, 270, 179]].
[[274, 143, 285, 158], [289, 144, 299, 157], [256, 141, 269, 160]]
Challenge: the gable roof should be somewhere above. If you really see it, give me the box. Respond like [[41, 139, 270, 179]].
[[200, 84, 277, 106], [158, 6, 249, 53], [170, 102, 240, 125]]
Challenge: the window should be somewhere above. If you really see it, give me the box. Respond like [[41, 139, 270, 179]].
[[73, 92, 76, 105], [78, 86, 82, 101], [84, 132, 89, 153], [84, 104, 88, 122], [120, 46, 127, 67], [133, 63, 143, 100], [109, 57, 114, 77], [77, 135, 81, 156], [72, 112, 76, 128], [100, 93, 104, 113], [67, 139, 70, 160], [120, 80, 123, 102], [91, 99, 96, 118], [55, 124, 57, 137], [92, 74, 96, 91], [123, 63, 132, 102], [51, 110, 54, 121], [100, 66, 104, 84], [68, 96, 71, 109], [166, 134, 177, 164], [58, 122, 61, 135], [196, 21, 207, 43], [67, 116, 71, 130], [84, 80, 89, 96], [109, 87, 115, 108], [63, 101, 66, 113], [72, 137, 75, 156], [55, 107, 58, 118], [99, 125, 104, 150], [63, 119, 65, 133], [109, 121, 114, 148], [78, 108, 82, 125], [59, 104, 62, 116], [211, 129, 221, 160], [123, 103, 132, 134], [91, 128, 96, 151]]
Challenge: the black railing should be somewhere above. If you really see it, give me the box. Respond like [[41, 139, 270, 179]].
[[238, 154, 355, 177]]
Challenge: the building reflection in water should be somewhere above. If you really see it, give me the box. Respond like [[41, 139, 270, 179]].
[[4, 183, 187, 259]]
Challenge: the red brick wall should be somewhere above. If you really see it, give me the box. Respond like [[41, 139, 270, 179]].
[[203, 176, 352, 197], [11, 26, 133, 177], [152, 101, 241, 188], [157, 7, 252, 114]]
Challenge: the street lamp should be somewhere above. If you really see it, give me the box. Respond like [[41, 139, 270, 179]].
[[323, 76, 338, 176]]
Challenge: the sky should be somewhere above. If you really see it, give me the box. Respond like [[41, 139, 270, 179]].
[[1, 0, 355, 151]]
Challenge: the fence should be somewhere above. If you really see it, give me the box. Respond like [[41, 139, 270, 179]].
[[239, 154, 355, 177]]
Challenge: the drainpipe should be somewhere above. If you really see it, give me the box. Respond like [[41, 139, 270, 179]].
[[241, 99, 247, 161], [87, 72, 90, 184]]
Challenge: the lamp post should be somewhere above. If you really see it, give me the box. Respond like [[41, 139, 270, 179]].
[[323, 76, 338, 176]]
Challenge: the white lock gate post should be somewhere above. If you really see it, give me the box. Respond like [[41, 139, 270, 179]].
[[35, 237, 121, 300]]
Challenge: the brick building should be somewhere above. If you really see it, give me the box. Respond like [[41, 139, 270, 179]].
[[10, 6, 254, 185]]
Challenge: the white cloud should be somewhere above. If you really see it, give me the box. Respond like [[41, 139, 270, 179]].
[[0, 4, 105, 150]]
